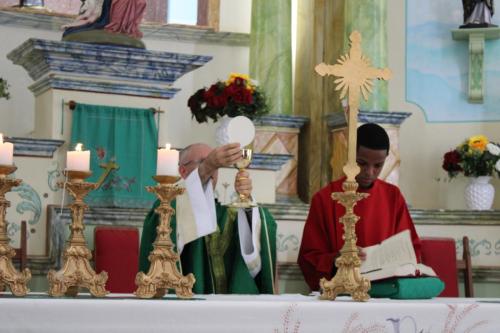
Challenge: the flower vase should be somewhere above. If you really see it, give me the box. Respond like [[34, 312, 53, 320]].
[[464, 176, 495, 210], [215, 115, 232, 146]]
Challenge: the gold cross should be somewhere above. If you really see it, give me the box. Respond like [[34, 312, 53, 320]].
[[95, 160, 119, 190], [315, 31, 392, 182]]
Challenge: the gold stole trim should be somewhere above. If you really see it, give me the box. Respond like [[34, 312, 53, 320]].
[[205, 208, 237, 293]]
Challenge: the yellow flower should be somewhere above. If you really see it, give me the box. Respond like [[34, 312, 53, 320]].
[[226, 73, 253, 91], [468, 135, 489, 151]]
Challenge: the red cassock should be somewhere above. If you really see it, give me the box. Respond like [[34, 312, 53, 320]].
[[298, 177, 422, 291]]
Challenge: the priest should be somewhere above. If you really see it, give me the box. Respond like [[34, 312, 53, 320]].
[[139, 143, 276, 294], [298, 123, 421, 291]]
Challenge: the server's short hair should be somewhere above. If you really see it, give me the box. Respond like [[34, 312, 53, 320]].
[[357, 123, 389, 154]]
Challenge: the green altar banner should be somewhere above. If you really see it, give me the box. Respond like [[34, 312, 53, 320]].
[[71, 103, 158, 208]]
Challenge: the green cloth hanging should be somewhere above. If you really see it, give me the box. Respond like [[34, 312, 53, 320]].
[[71, 103, 157, 208], [139, 199, 277, 294]]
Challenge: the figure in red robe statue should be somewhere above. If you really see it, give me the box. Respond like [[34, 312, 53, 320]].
[[297, 123, 422, 291], [62, 0, 147, 48]]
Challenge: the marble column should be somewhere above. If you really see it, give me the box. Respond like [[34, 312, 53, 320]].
[[344, 0, 388, 111], [249, 0, 292, 115]]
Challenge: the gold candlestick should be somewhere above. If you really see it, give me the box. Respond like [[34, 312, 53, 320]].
[[135, 175, 195, 299], [0, 165, 31, 296], [315, 31, 392, 301], [47, 170, 108, 297]]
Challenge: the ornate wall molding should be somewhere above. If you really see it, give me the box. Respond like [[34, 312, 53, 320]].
[[7, 38, 212, 99], [5, 137, 64, 158]]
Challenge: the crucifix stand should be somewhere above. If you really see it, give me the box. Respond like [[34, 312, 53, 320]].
[[315, 31, 392, 301]]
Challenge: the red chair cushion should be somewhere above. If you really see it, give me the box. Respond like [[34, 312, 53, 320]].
[[94, 227, 139, 293], [420, 237, 458, 297]]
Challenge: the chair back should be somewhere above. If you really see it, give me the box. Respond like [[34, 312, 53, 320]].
[[94, 226, 139, 293], [420, 237, 459, 297], [456, 236, 474, 297], [12, 220, 28, 270]]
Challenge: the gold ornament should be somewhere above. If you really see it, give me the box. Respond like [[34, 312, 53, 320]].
[[135, 175, 195, 299], [315, 31, 392, 301], [47, 171, 108, 297], [0, 165, 31, 296]]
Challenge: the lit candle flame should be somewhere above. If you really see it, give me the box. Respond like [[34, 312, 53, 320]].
[[165, 143, 171, 150], [0, 133, 3, 144], [75, 143, 83, 152]]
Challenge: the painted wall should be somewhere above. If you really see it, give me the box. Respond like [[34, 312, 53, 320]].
[[388, 0, 500, 210]]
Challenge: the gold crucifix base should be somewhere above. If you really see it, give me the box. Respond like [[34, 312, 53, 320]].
[[320, 180, 371, 302], [47, 171, 108, 297], [135, 176, 195, 299], [0, 165, 31, 296]]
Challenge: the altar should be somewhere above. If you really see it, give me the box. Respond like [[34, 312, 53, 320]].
[[1, 293, 499, 332]]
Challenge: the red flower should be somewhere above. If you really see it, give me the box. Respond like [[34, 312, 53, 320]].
[[187, 74, 268, 123], [204, 84, 227, 108], [442, 150, 462, 172], [233, 88, 253, 104]]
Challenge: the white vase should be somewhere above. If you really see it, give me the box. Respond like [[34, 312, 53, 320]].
[[215, 115, 232, 146], [464, 176, 495, 210]]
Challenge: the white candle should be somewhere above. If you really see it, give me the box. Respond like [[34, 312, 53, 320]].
[[67, 143, 90, 172], [157, 143, 179, 176], [0, 133, 14, 166]]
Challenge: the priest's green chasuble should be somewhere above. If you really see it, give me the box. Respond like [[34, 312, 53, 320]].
[[139, 200, 276, 294]]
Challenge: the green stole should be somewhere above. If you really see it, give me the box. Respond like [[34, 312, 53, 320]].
[[139, 199, 277, 294]]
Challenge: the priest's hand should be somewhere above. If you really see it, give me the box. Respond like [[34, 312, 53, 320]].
[[204, 143, 242, 169], [235, 169, 252, 199], [199, 143, 242, 184]]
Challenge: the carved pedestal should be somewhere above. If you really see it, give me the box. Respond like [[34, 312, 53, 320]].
[[319, 181, 371, 302], [0, 165, 31, 296], [47, 171, 108, 297], [135, 176, 195, 299]]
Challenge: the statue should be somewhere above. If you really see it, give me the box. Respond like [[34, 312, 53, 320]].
[[461, 0, 497, 28], [62, 0, 147, 48]]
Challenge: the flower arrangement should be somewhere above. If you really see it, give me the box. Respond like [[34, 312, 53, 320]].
[[0, 78, 10, 100], [442, 135, 500, 179], [187, 73, 268, 123]]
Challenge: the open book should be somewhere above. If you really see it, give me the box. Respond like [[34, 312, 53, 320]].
[[360, 230, 436, 281]]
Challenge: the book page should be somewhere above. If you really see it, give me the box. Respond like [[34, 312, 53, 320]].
[[360, 230, 417, 274]]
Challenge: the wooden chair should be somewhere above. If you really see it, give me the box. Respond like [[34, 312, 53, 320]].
[[420, 236, 474, 297], [12, 220, 28, 271], [456, 236, 474, 297]]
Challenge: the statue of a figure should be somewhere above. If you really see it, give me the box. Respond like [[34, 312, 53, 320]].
[[461, 0, 497, 28], [62, 0, 147, 48]]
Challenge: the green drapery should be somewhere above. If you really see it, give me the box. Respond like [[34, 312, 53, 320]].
[[71, 103, 157, 208], [139, 200, 277, 294], [250, 0, 292, 115]]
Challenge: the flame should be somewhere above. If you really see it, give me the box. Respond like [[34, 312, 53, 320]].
[[0, 133, 3, 144], [165, 143, 171, 150], [75, 143, 83, 152]]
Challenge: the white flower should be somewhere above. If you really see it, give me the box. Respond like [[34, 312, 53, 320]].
[[486, 143, 500, 156], [496, 159, 500, 172]]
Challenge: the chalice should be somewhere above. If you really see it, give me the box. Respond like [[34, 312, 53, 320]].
[[228, 148, 256, 208]]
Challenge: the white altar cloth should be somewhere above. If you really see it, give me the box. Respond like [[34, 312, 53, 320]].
[[1, 293, 499, 333]]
